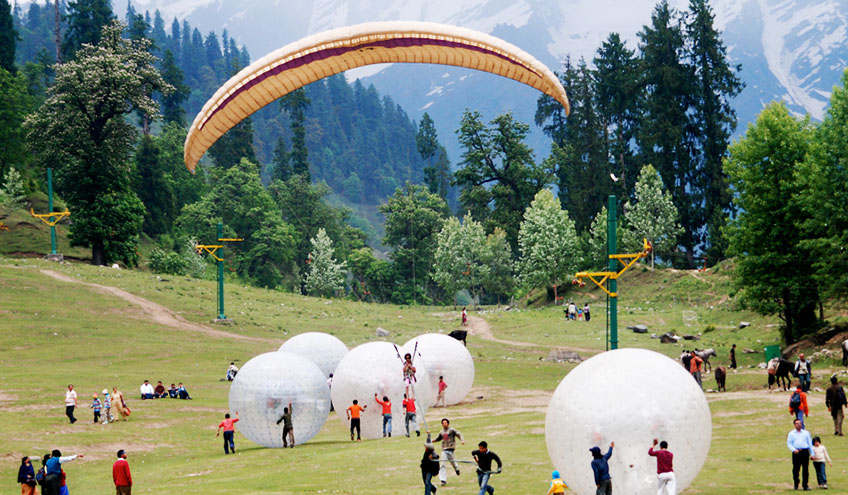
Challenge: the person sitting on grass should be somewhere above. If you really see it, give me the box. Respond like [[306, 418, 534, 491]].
[[140, 380, 155, 400], [177, 383, 192, 400], [168, 383, 178, 398], [154, 381, 168, 398]]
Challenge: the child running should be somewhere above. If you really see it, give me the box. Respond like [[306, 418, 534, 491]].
[[375, 393, 393, 437], [89, 393, 102, 424], [215, 412, 239, 454], [346, 400, 366, 441], [546, 470, 567, 494], [811, 436, 832, 489]]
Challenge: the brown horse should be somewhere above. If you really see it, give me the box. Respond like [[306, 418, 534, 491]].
[[714, 366, 726, 392]]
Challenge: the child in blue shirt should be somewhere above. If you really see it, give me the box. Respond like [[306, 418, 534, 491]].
[[101, 389, 113, 424], [89, 394, 102, 424]]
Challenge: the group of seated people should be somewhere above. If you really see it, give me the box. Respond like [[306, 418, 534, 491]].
[[140, 380, 192, 400]]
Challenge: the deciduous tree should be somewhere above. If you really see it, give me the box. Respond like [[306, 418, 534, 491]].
[[622, 164, 683, 269]]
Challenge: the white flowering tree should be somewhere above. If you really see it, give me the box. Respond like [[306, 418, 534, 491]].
[[623, 164, 683, 269], [305, 228, 347, 297], [0, 167, 26, 209], [518, 189, 581, 302], [432, 212, 488, 307]]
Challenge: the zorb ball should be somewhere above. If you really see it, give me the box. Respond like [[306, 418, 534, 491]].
[[545, 348, 711, 495], [331, 342, 433, 439], [403, 333, 474, 405], [278, 332, 348, 378], [229, 352, 330, 448]]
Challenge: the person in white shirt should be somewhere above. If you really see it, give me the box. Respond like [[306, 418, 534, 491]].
[[226, 362, 239, 381], [139, 380, 155, 400], [65, 385, 77, 424]]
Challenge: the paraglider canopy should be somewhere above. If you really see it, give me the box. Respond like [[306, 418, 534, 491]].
[[184, 21, 570, 172]]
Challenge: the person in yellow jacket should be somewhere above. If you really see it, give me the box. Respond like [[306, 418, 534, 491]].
[[546, 470, 567, 494]]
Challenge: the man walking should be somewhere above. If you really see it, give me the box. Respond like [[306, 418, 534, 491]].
[[428, 418, 464, 486], [471, 440, 502, 495], [787, 418, 814, 490], [825, 375, 847, 436], [346, 400, 365, 441], [112, 449, 132, 495], [649, 439, 675, 494], [65, 385, 77, 424], [795, 354, 812, 392], [730, 344, 737, 369], [789, 385, 809, 429]]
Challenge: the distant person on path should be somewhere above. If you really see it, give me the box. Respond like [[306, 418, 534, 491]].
[[403, 393, 420, 437], [795, 354, 812, 392], [18, 456, 37, 495], [65, 385, 77, 424], [90, 393, 102, 424], [471, 440, 502, 495], [649, 439, 675, 495], [811, 436, 832, 489], [689, 353, 704, 389], [420, 441, 440, 495], [112, 387, 129, 421], [139, 380, 155, 400], [276, 402, 294, 448], [375, 394, 393, 437], [436, 376, 447, 408], [153, 381, 167, 398], [583, 303, 591, 322], [729, 344, 737, 369], [790, 385, 809, 429], [112, 449, 132, 495], [825, 375, 847, 436], [216, 412, 239, 454], [429, 418, 464, 486], [461, 307, 468, 326], [102, 389, 113, 423], [546, 470, 567, 494], [590, 442, 614, 495], [787, 418, 814, 491], [226, 362, 239, 381], [346, 400, 366, 441], [44, 450, 83, 495]]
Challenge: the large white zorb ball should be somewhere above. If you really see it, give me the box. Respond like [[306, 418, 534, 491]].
[[278, 332, 348, 378], [403, 333, 474, 405], [229, 352, 330, 448], [331, 342, 432, 439], [545, 348, 711, 495]]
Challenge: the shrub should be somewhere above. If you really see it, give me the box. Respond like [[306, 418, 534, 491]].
[[149, 247, 188, 275]]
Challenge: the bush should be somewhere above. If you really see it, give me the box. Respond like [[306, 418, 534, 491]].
[[703, 324, 716, 333], [0, 167, 26, 209], [149, 247, 188, 275], [183, 238, 207, 278]]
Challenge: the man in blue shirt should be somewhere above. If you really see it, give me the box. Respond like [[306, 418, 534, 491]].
[[590, 441, 614, 495], [787, 418, 814, 490], [43, 449, 83, 495]]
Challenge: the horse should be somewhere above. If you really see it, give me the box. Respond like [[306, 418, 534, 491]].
[[768, 358, 795, 391], [714, 366, 727, 392], [448, 330, 468, 346], [842, 340, 848, 367], [694, 348, 717, 373]]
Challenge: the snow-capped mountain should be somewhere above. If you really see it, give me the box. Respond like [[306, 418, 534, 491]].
[[114, 0, 848, 158]]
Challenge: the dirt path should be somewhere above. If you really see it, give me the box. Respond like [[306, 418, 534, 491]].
[[40, 269, 276, 344], [466, 315, 597, 353]]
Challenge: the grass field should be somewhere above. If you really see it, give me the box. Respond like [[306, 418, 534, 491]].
[[1, 257, 847, 494]]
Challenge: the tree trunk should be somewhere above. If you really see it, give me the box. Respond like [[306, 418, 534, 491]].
[[91, 240, 106, 266], [553, 284, 558, 305]]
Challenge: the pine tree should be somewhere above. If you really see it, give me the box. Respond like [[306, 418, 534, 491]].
[[271, 137, 291, 182], [622, 164, 683, 269], [160, 49, 187, 126], [0, 0, 16, 74], [281, 88, 311, 180], [305, 228, 347, 297], [208, 118, 257, 169], [134, 134, 174, 236], [62, 0, 114, 61], [416, 112, 451, 200], [0, 67, 31, 180]]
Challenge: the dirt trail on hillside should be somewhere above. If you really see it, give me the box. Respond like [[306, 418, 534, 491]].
[[466, 315, 597, 353], [40, 269, 275, 344]]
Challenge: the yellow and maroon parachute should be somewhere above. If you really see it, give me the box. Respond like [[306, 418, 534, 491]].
[[184, 21, 570, 171]]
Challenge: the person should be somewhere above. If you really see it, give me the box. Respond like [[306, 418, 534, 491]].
[[18, 456, 37, 495], [811, 436, 832, 489], [90, 393, 102, 424], [790, 384, 809, 429], [567, 302, 577, 320], [102, 389, 114, 424], [375, 393, 393, 437], [825, 375, 847, 436], [546, 470, 567, 494], [403, 353, 417, 399], [649, 439, 675, 494], [112, 449, 132, 495], [216, 412, 239, 454], [461, 307, 468, 326], [276, 402, 295, 448], [167, 383, 177, 399], [583, 303, 591, 322], [689, 352, 704, 389], [112, 387, 129, 421], [435, 376, 448, 408], [59, 468, 68, 495], [429, 418, 464, 486], [44, 450, 83, 495], [730, 344, 737, 369], [420, 441, 440, 495], [65, 385, 77, 424], [795, 353, 812, 392], [403, 393, 420, 437], [139, 380, 154, 400], [787, 418, 814, 490], [681, 350, 692, 372], [472, 440, 502, 495], [177, 383, 192, 400], [590, 442, 614, 495], [346, 400, 366, 441], [226, 362, 239, 381], [153, 381, 167, 398]]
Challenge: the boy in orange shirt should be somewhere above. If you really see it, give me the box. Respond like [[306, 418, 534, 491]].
[[346, 400, 366, 441], [216, 411, 239, 454], [375, 393, 393, 437]]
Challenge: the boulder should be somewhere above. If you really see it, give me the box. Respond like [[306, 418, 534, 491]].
[[632, 325, 649, 334], [650, 333, 658, 339], [375, 327, 390, 337], [742, 348, 757, 354], [682, 334, 700, 341], [659, 333, 680, 344], [546, 350, 583, 363], [739, 321, 751, 328]]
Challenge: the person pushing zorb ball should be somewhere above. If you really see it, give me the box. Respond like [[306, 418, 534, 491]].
[[545, 348, 711, 495], [278, 331, 348, 378], [331, 342, 433, 439], [229, 352, 330, 448], [403, 333, 474, 405]]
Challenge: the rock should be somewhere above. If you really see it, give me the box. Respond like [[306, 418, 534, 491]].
[[546, 350, 583, 363], [375, 327, 390, 337], [650, 333, 658, 339], [111, 263, 120, 269], [659, 333, 680, 344], [682, 335, 700, 341], [742, 348, 757, 354], [632, 324, 649, 333], [739, 321, 751, 328], [757, 362, 767, 369]]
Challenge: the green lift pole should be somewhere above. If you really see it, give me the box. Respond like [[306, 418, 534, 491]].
[[48, 168, 57, 255], [608, 195, 618, 350], [216, 222, 226, 320]]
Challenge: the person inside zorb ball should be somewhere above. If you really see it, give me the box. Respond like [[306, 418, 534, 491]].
[[545, 348, 712, 495]]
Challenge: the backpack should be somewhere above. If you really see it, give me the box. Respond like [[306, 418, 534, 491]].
[[790, 391, 802, 410], [35, 467, 45, 486], [836, 387, 847, 407]]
